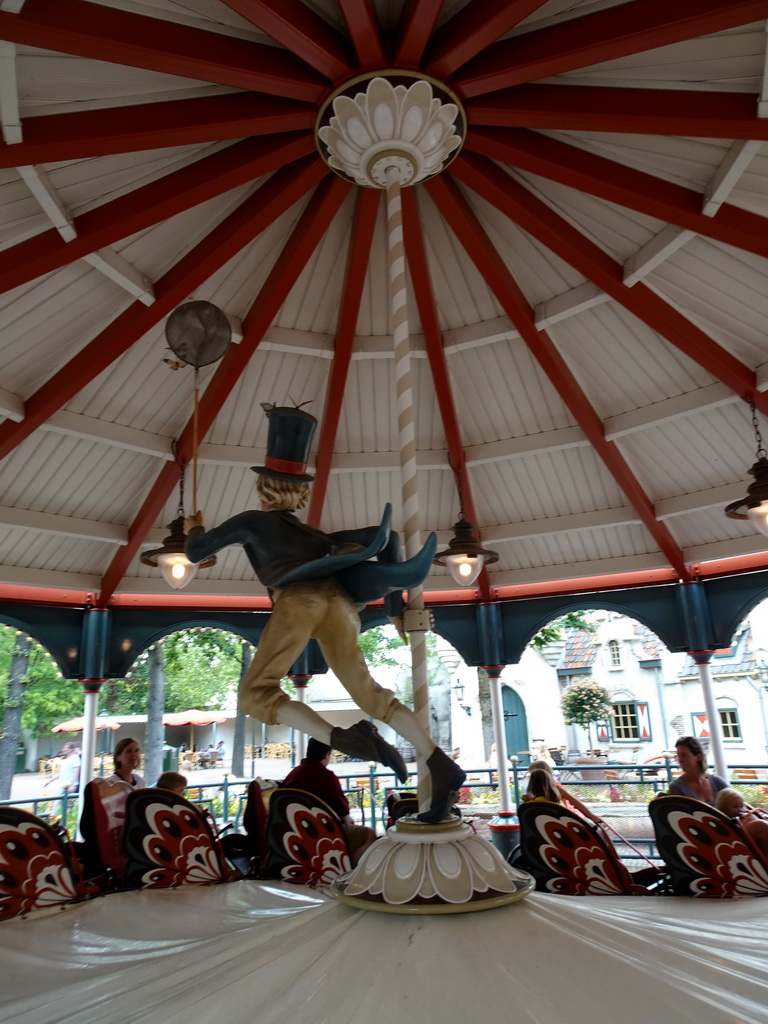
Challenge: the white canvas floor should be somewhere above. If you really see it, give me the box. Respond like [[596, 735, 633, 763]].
[[1, 882, 767, 1024]]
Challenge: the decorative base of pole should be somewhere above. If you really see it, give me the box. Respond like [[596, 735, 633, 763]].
[[329, 814, 534, 915]]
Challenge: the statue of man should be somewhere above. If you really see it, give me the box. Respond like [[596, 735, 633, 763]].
[[185, 404, 465, 823]]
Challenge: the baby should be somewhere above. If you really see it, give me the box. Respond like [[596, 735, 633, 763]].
[[716, 787, 768, 860]]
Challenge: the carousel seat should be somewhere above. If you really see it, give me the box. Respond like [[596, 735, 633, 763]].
[[649, 795, 768, 898], [0, 806, 92, 920], [517, 800, 660, 895], [79, 777, 133, 882], [264, 787, 352, 886], [122, 787, 242, 889]]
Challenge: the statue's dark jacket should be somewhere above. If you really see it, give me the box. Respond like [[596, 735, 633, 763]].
[[185, 503, 436, 606]]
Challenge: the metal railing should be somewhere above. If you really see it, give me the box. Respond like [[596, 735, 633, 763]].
[[5, 759, 768, 852]]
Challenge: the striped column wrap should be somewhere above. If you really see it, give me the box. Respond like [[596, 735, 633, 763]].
[[385, 171, 432, 802]]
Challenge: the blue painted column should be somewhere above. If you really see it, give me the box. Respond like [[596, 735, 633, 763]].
[[678, 581, 727, 778]]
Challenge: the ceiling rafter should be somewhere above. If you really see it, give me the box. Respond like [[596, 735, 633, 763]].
[[307, 187, 380, 526], [452, 151, 768, 416], [394, 0, 443, 69], [16, 162, 155, 302], [0, 39, 21, 144], [0, 154, 326, 463], [0, 132, 316, 294], [425, 0, 551, 80], [0, 93, 316, 168], [465, 127, 768, 261], [217, 0, 354, 80], [451, 0, 768, 97], [16, 163, 74, 240], [337, 0, 386, 71], [99, 173, 351, 602], [622, 141, 762, 284], [401, 186, 492, 601], [466, 84, 768, 140], [425, 172, 690, 579], [0, 0, 328, 101]]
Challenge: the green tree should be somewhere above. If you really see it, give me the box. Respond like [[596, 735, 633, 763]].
[[0, 625, 81, 735], [162, 629, 241, 711], [530, 611, 596, 649], [358, 625, 406, 668]]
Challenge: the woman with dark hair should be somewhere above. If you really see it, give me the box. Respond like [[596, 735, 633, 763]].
[[668, 736, 728, 805], [107, 737, 146, 788]]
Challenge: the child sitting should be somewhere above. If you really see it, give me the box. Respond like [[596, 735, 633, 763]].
[[156, 771, 187, 797], [521, 767, 561, 804], [524, 760, 605, 826], [716, 787, 768, 860]]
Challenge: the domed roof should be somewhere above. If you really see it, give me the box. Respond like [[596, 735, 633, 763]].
[[0, 0, 767, 607]]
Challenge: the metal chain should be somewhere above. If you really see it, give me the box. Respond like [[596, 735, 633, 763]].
[[752, 402, 767, 459]]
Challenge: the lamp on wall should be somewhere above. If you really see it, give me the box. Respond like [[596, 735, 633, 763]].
[[140, 448, 215, 590], [725, 403, 768, 537], [434, 462, 498, 587]]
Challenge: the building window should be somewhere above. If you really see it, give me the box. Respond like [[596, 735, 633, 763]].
[[691, 709, 742, 742], [611, 702, 638, 740], [608, 639, 622, 668], [719, 708, 741, 741], [609, 701, 651, 742]]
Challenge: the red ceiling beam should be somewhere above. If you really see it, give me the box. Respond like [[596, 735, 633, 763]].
[[465, 127, 768, 262], [467, 84, 768, 140], [0, 94, 316, 168], [425, 0, 551, 80], [401, 187, 492, 602], [452, 151, 768, 418], [0, 155, 327, 464], [0, 133, 317, 294], [338, 0, 386, 71], [217, 0, 354, 81], [451, 0, 768, 97], [99, 174, 351, 602], [307, 187, 381, 526], [425, 172, 690, 579], [0, 0, 327, 101], [394, 0, 443, 69]]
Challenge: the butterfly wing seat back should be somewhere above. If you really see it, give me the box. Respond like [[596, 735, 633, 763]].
[[649, 795, 768, 897], [265, 787, 352, 885], [0, 806, 90, 920], [518, 800, 651, 895], [241, 779, 272, 872], [122, 787, 242, 889], [79, 778, 132, 880]]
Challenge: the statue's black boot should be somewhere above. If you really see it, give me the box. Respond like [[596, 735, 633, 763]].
[[330, 721, 408, 783], [417, 748, 467, 824]]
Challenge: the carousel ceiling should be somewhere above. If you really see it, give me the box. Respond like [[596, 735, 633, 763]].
[[1, 0, 768, 608]]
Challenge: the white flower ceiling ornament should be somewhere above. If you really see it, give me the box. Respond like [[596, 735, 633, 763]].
[[316, 74, 466, 189]]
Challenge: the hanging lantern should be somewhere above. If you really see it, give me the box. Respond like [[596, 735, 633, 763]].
[[141, 448, 215, 590], [725, 403, 768, 538], [434, 515, 498, 587]]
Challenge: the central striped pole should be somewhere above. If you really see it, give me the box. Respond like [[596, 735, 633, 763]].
[[385, 167, 431, 806]]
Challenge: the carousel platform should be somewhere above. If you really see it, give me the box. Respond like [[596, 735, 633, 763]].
[[1, 880, 767, 1023]]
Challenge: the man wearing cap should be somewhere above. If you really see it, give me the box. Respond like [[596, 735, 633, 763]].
[[184, 403, 465, 824]]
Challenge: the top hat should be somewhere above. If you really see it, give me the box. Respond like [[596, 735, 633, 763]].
[[251, 403, 317, 481]]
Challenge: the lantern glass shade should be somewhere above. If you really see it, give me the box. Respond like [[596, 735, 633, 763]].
[[140, 513, 215, 590], [747, 502, 768, 538], [156, 550, 198, 590], [444, 552, 484, 587]]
